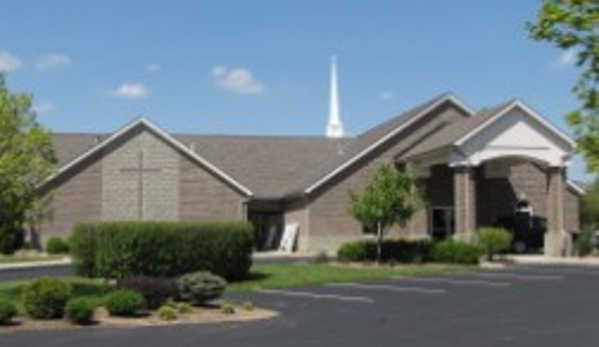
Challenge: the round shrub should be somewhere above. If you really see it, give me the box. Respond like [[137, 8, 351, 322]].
[[46, 237, 70, 255], [116, 276, 177, 309], [431, 239, 482, 265], [337, 241, 375, 262], [0, 299, 17, 325], [477, 228, 513, 261], [65, 297, 95, 325], [157, 305, 178, 321], [177, 271, 227, 305], [23, 278, 72, 319], [576, 228, 595, 257], [176, 302, 192, 314], [104, 290, 146, 317]]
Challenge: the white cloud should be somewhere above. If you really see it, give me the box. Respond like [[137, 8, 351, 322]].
[[556, 49, 578, 67], [32, 102, 54, 115], [145, 63, 161, 72], [36, 53, 71, 71], [111, 82, 150, 99], [379, 91, 394, 101], [211, 65, 265, 95], [0, 51, 22, 73]]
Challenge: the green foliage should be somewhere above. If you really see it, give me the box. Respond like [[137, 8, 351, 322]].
[[104, 289, 146, 317], [219, 301, 235, 315], [157, 305, 178, 321], [22, 278, 72, 319], [431, 239, 482, 265], [529, 1, 599, 171], [313, 251, 330, 264], [71, 221, 254, 281], [477, 228, 513, 261], [241, 300, 254, 311], [0, 298, 17, 325], [0, 77, 56, 254], [348, 164, 422, 261], [46, 237, 70, 255], [582, 177, 599, 229], [337, 239, 433, 263], [65, 297, 95, 325], [576, 228, 595, 256], [177, 271, 227, 305], [116, 276, 177, 309], [176, 302, 192, 314]]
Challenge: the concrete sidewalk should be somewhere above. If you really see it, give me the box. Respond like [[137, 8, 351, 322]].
[[0, 256, 71, 271], [507, 255, 599, 266]]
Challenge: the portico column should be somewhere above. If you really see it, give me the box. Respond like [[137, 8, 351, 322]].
[[454, 166, 476, 241], [545, 166, 570, 256]]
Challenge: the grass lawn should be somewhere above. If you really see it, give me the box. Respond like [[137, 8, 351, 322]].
[[228, 263, 471, 292], [0, 263, 470, 314], [0, 254, 66, 265]]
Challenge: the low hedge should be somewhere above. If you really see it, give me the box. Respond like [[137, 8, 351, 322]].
[[46, 236, 70, 255], [337, 239, 434, 263], [431, 239, 482, 265], [70, 221, 254, 281], [23, 278, 72, 319]]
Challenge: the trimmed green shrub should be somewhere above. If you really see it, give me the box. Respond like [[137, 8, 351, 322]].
[[176, 302, 192, 314], [220, 301, 235, 315], [0, 299, 17, 325], [65, 297, 95, 325], [157, 305, 178, 321], [431, 239, 482, 265], [177, 271, 227, 305], [313, 251, 330, 264], [70, 227, 98, 277], [576, 228, 595, 257], [0, 225, 24, 255], [337, 239, 434, 263], [104, 290, 146, 317], [46, 237, 70, 255], [71, 221, 253, 281], [477, 228, 513, 261], [23, 278, 72, 319], [116, 276, 177, 309]]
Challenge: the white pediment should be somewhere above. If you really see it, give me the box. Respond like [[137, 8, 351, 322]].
[[450, 104, 574, 167]]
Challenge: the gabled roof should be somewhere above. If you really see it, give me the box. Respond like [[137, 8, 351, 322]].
[[299, 93, 474, 195], [45, 118, 255, 197], [402, 100, 576, 160]]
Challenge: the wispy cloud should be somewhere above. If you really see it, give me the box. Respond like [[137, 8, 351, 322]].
[[36, 53, 71, 71], [555, 49, 578, 67], [211, 65, 265, 95], [145, 63, 161, 72], [32, 102, 54, 115], [0, 51, 22, 73], [379, 91, 394, 101], [111, 82, 150, 99]]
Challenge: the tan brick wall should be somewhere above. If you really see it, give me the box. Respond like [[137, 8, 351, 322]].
[[565, 188, 580, 233], [39, 154, 102, 239], [307, 103, 469, 252], [454, 166, 476, 237], [284, 200, 310, 252], [102, 128, 180, 221], [179, 153, 246, 221]]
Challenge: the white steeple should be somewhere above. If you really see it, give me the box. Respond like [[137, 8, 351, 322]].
[[327, 55, 344, 138]]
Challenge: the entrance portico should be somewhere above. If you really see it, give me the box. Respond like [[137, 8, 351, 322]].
[[403, 101, 577, 256]]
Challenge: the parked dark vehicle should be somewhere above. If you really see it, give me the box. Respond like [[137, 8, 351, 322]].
[[495, 213, 547, 253]]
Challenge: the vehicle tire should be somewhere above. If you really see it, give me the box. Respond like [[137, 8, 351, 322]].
[[513, 240, 527, 254]]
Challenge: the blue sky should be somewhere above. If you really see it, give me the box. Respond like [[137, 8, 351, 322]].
[[0, 1, 591, 180]]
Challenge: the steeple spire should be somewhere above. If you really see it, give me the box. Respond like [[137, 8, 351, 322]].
[[327, 55, 344, 138]]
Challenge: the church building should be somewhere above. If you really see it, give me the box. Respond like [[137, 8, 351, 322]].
[[39, 59, 584, 256]]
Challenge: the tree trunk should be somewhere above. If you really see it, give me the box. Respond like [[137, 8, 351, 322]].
[[376, 222, 383, 263]]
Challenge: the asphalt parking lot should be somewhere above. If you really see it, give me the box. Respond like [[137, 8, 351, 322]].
[[3, 265, 599, 347]]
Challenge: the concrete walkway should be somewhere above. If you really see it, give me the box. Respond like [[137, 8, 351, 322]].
[[0, 256, 71, 271], [507, 255, 599, 266]]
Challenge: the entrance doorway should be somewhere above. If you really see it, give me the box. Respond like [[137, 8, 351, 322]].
[[430, 207, 455, 240]]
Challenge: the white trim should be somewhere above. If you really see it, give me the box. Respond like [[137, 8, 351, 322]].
[[567, 180, 586, 195], [305, 94, 474, 194], [455, 101, 576, 149], [43, 118, 254, 197]]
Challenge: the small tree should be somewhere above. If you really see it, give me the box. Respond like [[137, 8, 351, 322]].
[[0, 76, 56, 254], [348, 164, 421, 262]]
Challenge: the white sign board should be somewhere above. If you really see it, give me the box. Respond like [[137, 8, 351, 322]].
[[279, 223, 298, 252]]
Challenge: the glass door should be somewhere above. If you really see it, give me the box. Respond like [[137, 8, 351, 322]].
[[430, 207, 455, 240]]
